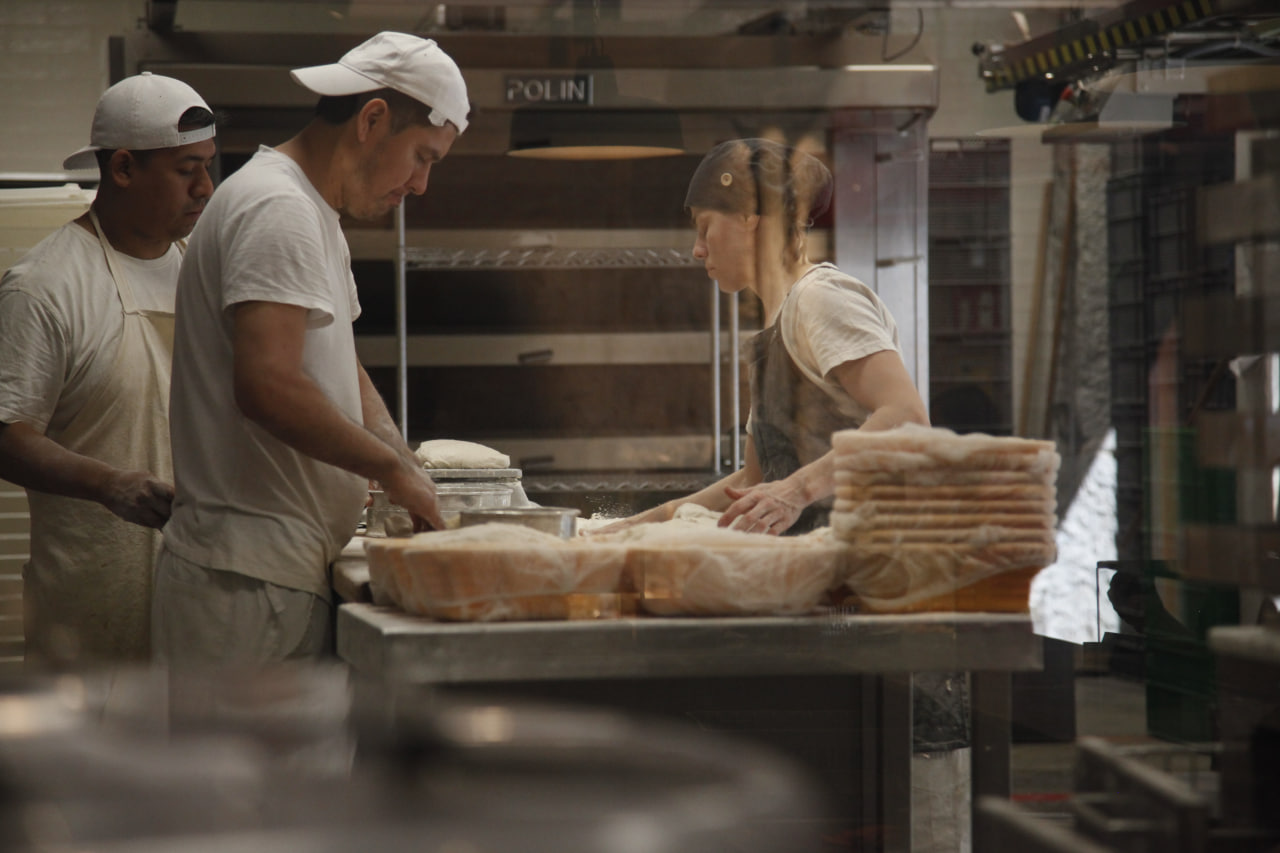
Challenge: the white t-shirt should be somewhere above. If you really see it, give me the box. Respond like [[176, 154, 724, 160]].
[[0, 222, 180, 437], [165, 146, 366, 600], [778, 263, 901, 425]]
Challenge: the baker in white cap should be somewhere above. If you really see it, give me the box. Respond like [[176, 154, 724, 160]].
[[156, 33, 467, 665], [0, 72, 216, 665]]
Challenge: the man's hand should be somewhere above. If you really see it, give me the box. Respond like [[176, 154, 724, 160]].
[[0, 421, 174, 530], [381, 461, 446, 532], [100, 471, 174, 529], [719, 481, 806, 536]]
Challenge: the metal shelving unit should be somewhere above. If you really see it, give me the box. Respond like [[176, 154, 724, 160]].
[[388, 207, 748, 486], [928, 138, 1014, 435]]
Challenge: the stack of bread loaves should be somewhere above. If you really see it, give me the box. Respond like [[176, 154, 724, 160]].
[[830, 424, 1059, 613]]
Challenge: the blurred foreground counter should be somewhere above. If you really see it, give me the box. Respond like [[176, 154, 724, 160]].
[[0, 665, 823, 852], [334, 549, 1044, 853]]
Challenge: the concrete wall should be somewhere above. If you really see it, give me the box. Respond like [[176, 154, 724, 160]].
[[0, 0, 145, 175]]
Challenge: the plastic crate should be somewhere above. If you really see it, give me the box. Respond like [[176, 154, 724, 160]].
[[928, 188, 1010, 235], [1111, 401, 1146, 424], [929, 139, 1010, 185], [1108, 216, 1144, 266], [1109, 260, 1145, 304], [1147, 289, 1180, 344], [1110, 299, 1145, 349], [929, 242, 1010, 284], [1110, 345, 1150, 407], [1111, 138, 1145, 178], [1182, 358, 1236, 415]]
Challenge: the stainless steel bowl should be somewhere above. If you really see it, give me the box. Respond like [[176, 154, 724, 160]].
[[457, 506, 580, 539], [366, 484, 514, 536]]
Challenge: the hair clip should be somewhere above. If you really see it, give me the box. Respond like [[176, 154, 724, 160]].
[[720, 172, 733, 187]]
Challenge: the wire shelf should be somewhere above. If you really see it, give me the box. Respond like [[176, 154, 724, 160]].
[[522, 472, 723, 493], [404, 246, 703, 270]]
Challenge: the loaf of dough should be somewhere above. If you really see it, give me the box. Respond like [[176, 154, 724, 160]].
[[415, 439, 511, 470]]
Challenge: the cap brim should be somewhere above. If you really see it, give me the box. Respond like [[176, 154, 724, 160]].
[[290, 63, 383, 96], [62, 146, 100, 171]]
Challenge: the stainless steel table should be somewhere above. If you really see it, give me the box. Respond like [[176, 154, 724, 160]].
[[337, 602, 1042, 852]]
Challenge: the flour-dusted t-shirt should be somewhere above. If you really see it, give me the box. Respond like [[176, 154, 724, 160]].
[[165, 146, 367, 600], [777, 263, 902, 426], [0, 222, 180, 437]]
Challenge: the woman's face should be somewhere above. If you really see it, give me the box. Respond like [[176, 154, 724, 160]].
[[691, 207, 758, 294]]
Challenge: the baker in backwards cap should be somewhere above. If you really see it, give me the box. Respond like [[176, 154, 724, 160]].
[[0, 72, 216, 665], [157, 33, 469, 665]]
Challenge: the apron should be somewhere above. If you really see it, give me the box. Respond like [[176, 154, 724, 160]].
[[746, 315, 853, 535], [749, 289, 971, 750], [24, 211, 176, 664]]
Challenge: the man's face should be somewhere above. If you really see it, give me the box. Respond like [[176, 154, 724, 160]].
[[126, 138, 217, 241], [346, 119, 457, 222]]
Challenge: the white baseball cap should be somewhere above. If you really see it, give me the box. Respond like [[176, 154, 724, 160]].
[[63, 72, 215, 170], [290, 32, 469, 134]]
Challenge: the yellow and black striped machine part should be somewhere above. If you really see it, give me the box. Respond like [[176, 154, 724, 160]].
[[983, 0, 1218, 91]]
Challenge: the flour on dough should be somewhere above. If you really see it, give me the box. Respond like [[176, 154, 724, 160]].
[[415, 439, 510, 469]]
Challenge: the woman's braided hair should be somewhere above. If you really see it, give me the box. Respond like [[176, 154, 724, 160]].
[[684, 138, 833, 264]]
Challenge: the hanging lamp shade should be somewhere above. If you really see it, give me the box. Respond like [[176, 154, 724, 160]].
[[508, 105, 684, 160], [506, 48, 683, 160]]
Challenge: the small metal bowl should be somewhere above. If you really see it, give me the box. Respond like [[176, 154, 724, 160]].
[[458, 507, 580, 539]]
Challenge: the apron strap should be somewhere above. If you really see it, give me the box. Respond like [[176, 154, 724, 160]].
[[87, 208, 184, 317], [88, 208, 141, 315]]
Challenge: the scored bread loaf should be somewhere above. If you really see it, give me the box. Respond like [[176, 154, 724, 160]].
[[595, 516, 847, 616], [364, 524, 626, 622]]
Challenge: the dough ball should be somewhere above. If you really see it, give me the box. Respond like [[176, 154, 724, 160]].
[[415, 439, 510, 470]]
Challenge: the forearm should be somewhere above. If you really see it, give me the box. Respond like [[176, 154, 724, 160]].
[[358, 363, 413, 459], [775, 450, 837, 505], [769, 402, 928, 508], [859, 400, 930, 433], [0, 420, 120, 503], [643, 465, 758, 522]]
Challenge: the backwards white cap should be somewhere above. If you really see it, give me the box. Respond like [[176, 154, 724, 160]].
[[289, 32, 469, 134], [63, 72, 215, 171]]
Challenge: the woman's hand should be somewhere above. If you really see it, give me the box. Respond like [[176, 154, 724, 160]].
[[718, 481, 807, 535]]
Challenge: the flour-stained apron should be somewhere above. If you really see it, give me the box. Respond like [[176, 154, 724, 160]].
[[24, 211, 175, 663]]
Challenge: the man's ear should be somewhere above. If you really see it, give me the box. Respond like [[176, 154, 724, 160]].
[[356, 97, 390, 142], [107, 150, 134, 188]]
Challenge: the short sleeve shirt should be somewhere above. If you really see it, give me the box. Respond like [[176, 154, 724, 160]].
[[164, 146, 367, 599], [0, 222, 180, 438], [778, 263, 901, 423]]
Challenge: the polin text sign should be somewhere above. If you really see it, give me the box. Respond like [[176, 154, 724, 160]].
[[505, 74, 594, 106]]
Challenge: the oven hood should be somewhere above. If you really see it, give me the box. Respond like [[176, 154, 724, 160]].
[[121, 26, 938, 157]]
